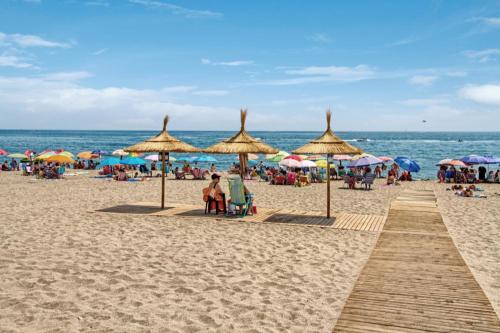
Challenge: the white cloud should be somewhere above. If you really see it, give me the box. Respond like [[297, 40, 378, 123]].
[[201, 58, 253, 66], [463, 49, 500, 63], [0, 54, 34, 68], [0, 74, 238, 129], [193, 90, 228, 96], [41, 71, 93, 81], [92, 48, 108, 56], [390, 37, 418, 46], [262, 65, 376, 85], [460, 84, 500, 106], [408, 75, 438, 86], [129, 0, 222, 18], [470, 17, 500, 27], [0, 32, 71, 48], [308, 33, 332, 43]]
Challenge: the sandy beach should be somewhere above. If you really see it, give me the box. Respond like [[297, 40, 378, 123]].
[[0, 172, 499, 332]]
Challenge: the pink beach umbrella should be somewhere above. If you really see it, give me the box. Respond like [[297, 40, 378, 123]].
[[0, 149, 7, 156], [283, 155, 303, 162], [332, 154, 352, 161], [378, 156, 393, 163], [279, 158, 301, 168]]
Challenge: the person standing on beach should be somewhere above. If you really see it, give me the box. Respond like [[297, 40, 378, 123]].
[[478, 166, 487, 181]]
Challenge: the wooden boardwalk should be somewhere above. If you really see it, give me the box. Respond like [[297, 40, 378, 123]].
[[96, 202, 386, 231], [333, 190, 500, 332]]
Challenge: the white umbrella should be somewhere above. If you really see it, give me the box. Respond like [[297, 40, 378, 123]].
[[300, 160, 317, 168], [145, 154, 176, 162], [279, 158, 301, 168], [112, 149, 129, 156]]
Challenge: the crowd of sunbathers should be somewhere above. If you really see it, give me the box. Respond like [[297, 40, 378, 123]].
[[437, 165, 500, 184]]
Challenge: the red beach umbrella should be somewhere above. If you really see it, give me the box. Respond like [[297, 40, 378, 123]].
[[0, 149, 7, 156]]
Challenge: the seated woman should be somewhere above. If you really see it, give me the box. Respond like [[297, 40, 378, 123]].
[[115, 168, 128, 181], [486, 171, 495, 183], [203, 173, 226, 213], [174, 167, 186, 180], [210, 163, 217, 173]]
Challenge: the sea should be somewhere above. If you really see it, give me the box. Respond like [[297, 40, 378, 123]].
[[1, 130, 500, 180]]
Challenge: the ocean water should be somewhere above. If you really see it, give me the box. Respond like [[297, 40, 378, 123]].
[[1, 130, 500, 179]]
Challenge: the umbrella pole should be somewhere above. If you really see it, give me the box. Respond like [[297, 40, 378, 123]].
[[239, 153, 247, 179], [327, 157, 331, 219], [161, 152, 166, 209]]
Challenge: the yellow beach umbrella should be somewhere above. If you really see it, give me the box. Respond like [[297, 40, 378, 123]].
[[293, 110, 362, 218], [47, 155, 75, 164], [36, 152, 56, 160], [58, 151, 75, 158], [315, 159, 336, 169], [77, 151, 98, 160]]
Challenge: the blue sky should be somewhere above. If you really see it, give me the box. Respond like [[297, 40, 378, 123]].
[[1, 0, 500, 131]]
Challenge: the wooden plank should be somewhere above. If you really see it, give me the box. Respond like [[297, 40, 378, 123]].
[[333, 190, 500, 333]]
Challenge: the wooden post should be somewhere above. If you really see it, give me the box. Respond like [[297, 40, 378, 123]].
[[239, 153, 247, 179], [326, 154, 331, 218], [161, 151, 166, 209]]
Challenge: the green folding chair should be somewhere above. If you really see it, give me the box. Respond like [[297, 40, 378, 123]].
[[227, 176, 253, 217]]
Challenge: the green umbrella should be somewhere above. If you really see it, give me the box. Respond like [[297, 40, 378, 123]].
[[8, 153, 27, 159]]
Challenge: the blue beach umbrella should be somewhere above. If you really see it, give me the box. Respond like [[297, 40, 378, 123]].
[[99, 157, 121, 167], [460, 155, 487, 164], [394, 156, 421, 173], [484, 156, 500, 164], [193, 155, 217, 163], [121, 157, 146, 165]]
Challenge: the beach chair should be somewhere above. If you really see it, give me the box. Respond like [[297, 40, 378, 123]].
[[227, 176, 253, 217], [362, 173, 375, 190], [286, 172, 297, 185], [274, 175, 285, 185], [343, 175, 351, 188]]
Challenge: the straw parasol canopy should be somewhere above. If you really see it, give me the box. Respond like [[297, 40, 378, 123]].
[[125, 116, 199, 154], [204, 109, 278, 176], [125, 115, 201, 209], [293, 111, 362, 155], [293, 110, 362, 218]]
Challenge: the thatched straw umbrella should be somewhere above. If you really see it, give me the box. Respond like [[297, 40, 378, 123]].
[[204, 109, 278, 177], [125, 115, 200, 209], [293, 110, 362, 218]]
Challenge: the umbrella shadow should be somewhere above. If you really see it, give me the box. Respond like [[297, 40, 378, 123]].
[[264, 214, 334, 226], [97, 205, 171, 214]]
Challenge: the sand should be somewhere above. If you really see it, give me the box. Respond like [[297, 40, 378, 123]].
[[0, 171, 499, 332]]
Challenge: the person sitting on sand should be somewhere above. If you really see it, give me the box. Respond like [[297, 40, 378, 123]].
[[487, 171, 495, 183], [115, 168, 128, 181], [210, 163, 217, 173], [387, 169, 396, 185], [495, 170, 500, 183]]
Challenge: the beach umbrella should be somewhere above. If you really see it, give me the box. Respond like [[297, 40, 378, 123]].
[[24, 150, 35, 157], [332, 154, 352, 161], [266, 151, 289, 162], [484, 156, 500, 164], [306, 155, 325, 161], [193, 155, 218, 163], [204, 109, 278, 177], [349, 154, 383, 167], [0, 149, 7, 156], [121, 157, 146, 165], [378, 156, 393, 163], [283, 155, 303, 162], [315, 159, 336, 169], [448, 160, 468, 167], [145, 154, 159, 161], [394, 156, 421, 173], [36, 151, 56, 160], [92, 149, 108, 155], [99, 157, 122, 167], [279, 158, 301, 168], [78, 151, 98, 160], [58, 151, 75, 158], [46, 155, 75, 164], [112, 149, 128, 156], [247, 153, 259, 160], [460, 155, 487, 164], [7, 153, 26, 159], [437, 158, 453, 166], [300, 160, 317, 168], [125, 115, 200, 209], [293, 110, 362, 218]]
